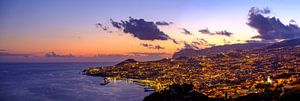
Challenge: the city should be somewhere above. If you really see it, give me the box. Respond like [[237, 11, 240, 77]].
[[84, 38, 300, 99]]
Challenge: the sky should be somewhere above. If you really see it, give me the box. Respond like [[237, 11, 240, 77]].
[[0, 0, 300, 62]]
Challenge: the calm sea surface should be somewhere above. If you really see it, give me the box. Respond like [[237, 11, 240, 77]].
[[0, 63, 152, 101]]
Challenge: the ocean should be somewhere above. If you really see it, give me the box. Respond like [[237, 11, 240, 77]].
[[0, 62, 152, 101]]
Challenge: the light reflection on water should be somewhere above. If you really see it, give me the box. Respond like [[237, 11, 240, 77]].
[[0, 63, 152, 101]]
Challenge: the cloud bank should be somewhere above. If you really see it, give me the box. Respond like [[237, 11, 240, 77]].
[[110, 17, 171, 41], [45, 52, 75, 58], [0, 51, 32, 57], [247, 7, 300, 40]]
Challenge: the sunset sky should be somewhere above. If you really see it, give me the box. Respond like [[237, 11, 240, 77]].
[[0, 0, 299, 62]]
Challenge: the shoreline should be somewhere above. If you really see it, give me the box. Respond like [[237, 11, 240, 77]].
[[95, 76, 160, 92]]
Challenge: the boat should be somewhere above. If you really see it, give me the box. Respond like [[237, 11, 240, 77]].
[[100, 77, 110, 85], [144, 87, 155, 92]]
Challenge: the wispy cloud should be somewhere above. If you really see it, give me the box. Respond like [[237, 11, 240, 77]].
[[127, 52, 169, 57], [199, 28, 233, 37], [45, 52, 75, 58], [215, 30, 233, 37], [181, 28, 192, 35], [155, 21, 173, 26], [140, 43, 165, 50], [183, 38, 212, 50]]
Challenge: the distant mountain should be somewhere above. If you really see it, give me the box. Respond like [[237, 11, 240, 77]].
[[173, 38, 300, 58], [267, 38, 300, 48], [116, 59, 137, 66], [173, 43, 270, 58]]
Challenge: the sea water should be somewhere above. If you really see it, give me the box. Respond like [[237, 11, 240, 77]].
[[0, 63, 152, 101]]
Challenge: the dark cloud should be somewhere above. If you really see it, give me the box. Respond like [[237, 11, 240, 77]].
[[155, 21, 173, 26], [171, 38, 180, 44], [249, 7, 271, 15], [183, 38, 211, 50], [95, 52, 168, 57], [290, 19, 296, 24], [289, 20, 298, 28], [45, 52, 75, 58], [95, 52, 168, 59], [110, 17, 171, 40], [199, 28, 214, 35], [110, 19, 123, 29], [95, 23, 109, 31], [140, 43, 151, 47], [245, 39, 277, 43], [199, 28, 233, 37], [215, 30, 233, 36], [94, 52, 169, 62], [247, 7, 300, 40], [153, 45, 165, 50], [181, 28, 192, 35], [127, 52, 168, 57], [140, 43, 165, 50], [184, 42, 198, 49], [95, 54, 128, 58], [223, 39, 231, 44], [0, 52, 32, 57], [197, 38, 208, 43]]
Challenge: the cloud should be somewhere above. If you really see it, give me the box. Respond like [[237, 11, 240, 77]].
[[94, 54, 129, 59], [45, 52, 75, 58], [245, 39, 278, 43], [171, 38, 181, 44], [249, 7, 271, 15], [110, 19, 123, 29], [140, 43, 165, 50], [0, 51, 32, 57], [290, 19, 296, 24], [127, 52, 169, 57], [0, 49, 6, 52], [94, 52, 170, 62], [223, 39, 231, 44], [153, 45, 165, 50], [95, 52, 169, 58], [183, 38, 211, 50], [110, 17, 171, 40], [95, 23, 109, 31], [199, 28, 214, 35], [199, 28, 233, 37], [247, 7, 300, 40], [155, 21, 173, 26], [183, 42, 198, 49], [215, 30, 233, 36], [181, 28, 192, 35]]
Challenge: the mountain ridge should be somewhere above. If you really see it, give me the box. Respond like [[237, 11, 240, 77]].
[[173, 38, 300, 58]]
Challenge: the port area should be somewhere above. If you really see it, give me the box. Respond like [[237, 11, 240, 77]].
[[100, 77, 167, 92]]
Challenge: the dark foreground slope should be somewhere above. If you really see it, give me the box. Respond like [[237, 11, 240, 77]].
[[144, 83, 300, 101]]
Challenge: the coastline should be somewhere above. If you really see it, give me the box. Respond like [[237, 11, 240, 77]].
[[83, 70, 161, 92]]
